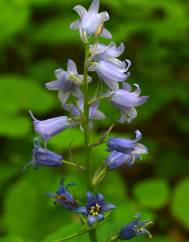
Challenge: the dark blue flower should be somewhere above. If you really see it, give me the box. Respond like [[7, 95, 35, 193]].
[[47, 178, 77, 210], [105, 131, 148, 170], [25, 139, 63, 169], [75, 192, 116, 226], [119, 214, 152, 240], [70, 0, 111, 42], [29, 111, 71, 141]]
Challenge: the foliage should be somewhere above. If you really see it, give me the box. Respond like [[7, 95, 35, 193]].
[[0, 0, 189, 241]]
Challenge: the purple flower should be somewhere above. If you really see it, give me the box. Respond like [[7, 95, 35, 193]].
[[119, 214, 152, 240], [45, 59, 91, 104], [25, 139, 63, 169], [89, 43, 131, 90], [90, 42, 125, 63], [29, 111, 71, 141], [70, 0, 111, 42], [105, 130, 148, 170], [47, 179, 77, 210], [63, 98, 105, 122], [75, 192, 116, 226], [111, 83, 149, 123]]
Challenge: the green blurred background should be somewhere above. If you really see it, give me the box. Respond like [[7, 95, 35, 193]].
[[0, 0, 189, 241]]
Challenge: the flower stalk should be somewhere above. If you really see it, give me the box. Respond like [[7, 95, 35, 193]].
[[83, 43, 98, 242]]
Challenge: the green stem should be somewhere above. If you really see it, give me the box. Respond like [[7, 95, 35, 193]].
[[83, 43, 98, 242], [83, 42, 91, 190]]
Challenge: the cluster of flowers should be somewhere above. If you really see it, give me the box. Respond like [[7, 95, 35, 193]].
[[27, 0, 152, 241]]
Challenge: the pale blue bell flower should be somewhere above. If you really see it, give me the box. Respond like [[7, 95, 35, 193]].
[[45, 59, 91, 104], [70, 0, 111, 42], [29, 111, 71, 141], [111, 83, 149, 123]]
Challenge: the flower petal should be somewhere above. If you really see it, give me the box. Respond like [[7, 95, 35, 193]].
[[97, 213, 104, 221], [103, 203, 116, 212], [98, 11, 110, 22], [101, 28, 112, 39], [75, 206, 88, 215], [58, 90, 70, 104], [86, 191, 96, 204], [134, 143, 148, 155], [135, 130, 142, 142], [88, 215, 97, 226], [67, 59, 78, 74], [96, 193, 104, 202], [73, 5, 87, 17], [89, 0, 99, 14], [70, 20, 80, 30]]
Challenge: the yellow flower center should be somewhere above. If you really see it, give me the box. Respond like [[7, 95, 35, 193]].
[[89, 203, 101, 216]]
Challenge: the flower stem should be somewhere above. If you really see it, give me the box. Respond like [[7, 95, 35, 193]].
[[83, 42, 91, 190], [83, 43, 98, 242]]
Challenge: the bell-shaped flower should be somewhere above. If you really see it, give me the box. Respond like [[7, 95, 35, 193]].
[[47, 179, 77, 210], [105, 130, 148, 170], [70, 0, 111, 42], [45, 59, 91, 104], [89, 43, 131, 90], [75, 192, 116, 226], [90, 42, 125, 63], [111, 83, 149, 123], [24, 139, 63, 169], [29, 111, 71, 141], [119, 214, 152, 240], [63, 98, 105, 122]]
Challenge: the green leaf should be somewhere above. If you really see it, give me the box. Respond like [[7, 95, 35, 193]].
[[43, 223, 88, 242], [32, 17, 79, 45], [171, 177, 189, 229], [0, 0, 29, 45], [133, 179, 169, 209], [134, 235, 176, 242], [0, 234, 34, 242], [3, 169, 72, 240], [0, 114, 30, 137], [0, 75, 56, 115]]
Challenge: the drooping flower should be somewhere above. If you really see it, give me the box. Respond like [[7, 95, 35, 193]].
[[119, 214, 152, 240], [24, 139, 63, 169], [90, 42, 125, 64], [89, 43, 131, 90], [70, 0, 111, 42], [47, 178, 77, 210], [63, 98, 105, 122], [29, 111, 71, 141], [45, 59, 91, 104], [105, 130, 148, 170], [75, 192, 116, 226], [110, 83, 149, 123]]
